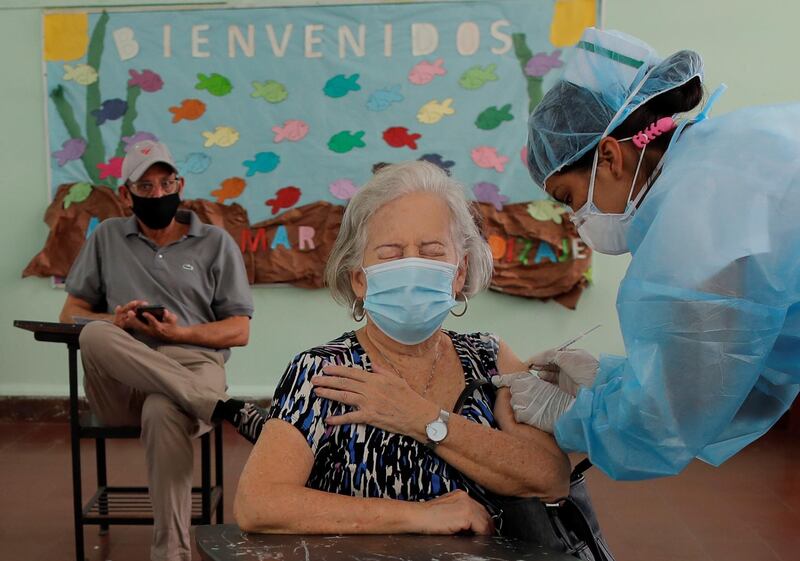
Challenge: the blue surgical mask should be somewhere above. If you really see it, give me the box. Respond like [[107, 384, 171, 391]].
[[363, 257, 458, 345]]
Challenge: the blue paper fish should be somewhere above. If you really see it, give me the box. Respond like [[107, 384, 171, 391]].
[[323, 74, 361, 98], [366, 85, 404, 112], [177, 152, 211, 175], [91, 99, 128, 125], [418, 153, 455, 175], [243, 152, 281, 177]]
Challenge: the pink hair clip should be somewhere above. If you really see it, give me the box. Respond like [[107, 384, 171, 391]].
[[631, 117, 677, 149]]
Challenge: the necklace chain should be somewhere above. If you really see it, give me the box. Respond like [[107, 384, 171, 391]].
[[363, 326, 443, 398]]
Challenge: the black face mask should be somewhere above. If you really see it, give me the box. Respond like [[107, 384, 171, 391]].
[[130, 193, 181, 230]]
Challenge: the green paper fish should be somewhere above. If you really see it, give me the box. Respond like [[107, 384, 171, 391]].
[[458, 64, 498, 90], [63, 182, 92, 209], [475, 104, 514, 130], [527, 200, 567, 224], [328, 131, 366, 154], [251, 80, 288, 103], [195, 73, 233, 97]]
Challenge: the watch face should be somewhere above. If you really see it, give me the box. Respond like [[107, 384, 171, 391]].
[[426, 420, 447, 442]]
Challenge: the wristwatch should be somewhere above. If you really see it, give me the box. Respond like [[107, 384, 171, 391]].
[[424, 409, 450, 449]]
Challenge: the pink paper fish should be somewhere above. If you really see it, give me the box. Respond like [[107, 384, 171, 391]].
[[272, 120, 309, 143], [97, 156, 124, 180], [471, 147, 509, 173], [128, 69, 164, 93], [408, 58, 446, 85], [520, 146, 528, 167], [329, 178, 359, 201]]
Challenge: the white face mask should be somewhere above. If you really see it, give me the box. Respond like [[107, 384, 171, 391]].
[[570, 140, 663, 255]]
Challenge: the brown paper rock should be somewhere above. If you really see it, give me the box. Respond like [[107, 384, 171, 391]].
[[245, 201, 344, 288], [475, 201, 592, 309], [23, 184, 128, 278]]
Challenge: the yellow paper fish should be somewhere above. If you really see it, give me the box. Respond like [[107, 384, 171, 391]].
[[63, 64, 98, 86], [202, 126, 240, 148], [417, 98, 455, 125]]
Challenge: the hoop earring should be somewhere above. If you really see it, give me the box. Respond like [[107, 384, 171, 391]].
[[352, 298, 366, 322], [450, 294, 468, 317]]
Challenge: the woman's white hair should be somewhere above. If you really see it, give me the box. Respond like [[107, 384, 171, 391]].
[[325, 160, 494, 308]]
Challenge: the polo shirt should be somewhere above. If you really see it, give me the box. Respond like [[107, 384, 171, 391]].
[[65, 210, 254, 360]]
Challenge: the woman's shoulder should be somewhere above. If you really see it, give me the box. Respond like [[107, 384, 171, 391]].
[[287, 331, 364, 368]]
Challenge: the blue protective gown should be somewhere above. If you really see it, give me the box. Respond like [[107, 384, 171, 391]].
[[554, 103, 800, 480]]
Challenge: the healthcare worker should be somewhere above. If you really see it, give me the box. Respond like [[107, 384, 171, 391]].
[[494, 27, 800, 480]]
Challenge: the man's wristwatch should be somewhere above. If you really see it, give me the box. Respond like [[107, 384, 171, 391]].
[[424, 409, 450, 449]]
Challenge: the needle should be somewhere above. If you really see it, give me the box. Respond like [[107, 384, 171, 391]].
[[555, 323, 602, 351]]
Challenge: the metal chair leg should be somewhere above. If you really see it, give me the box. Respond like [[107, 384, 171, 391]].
[[96, 437, 109, 535], [215, 422, 224, 523], [201, 432, 211, 523], [68, 345, 85, 561]]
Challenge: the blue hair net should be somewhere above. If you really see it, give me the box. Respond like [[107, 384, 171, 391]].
[[527, 28, 704, 187]]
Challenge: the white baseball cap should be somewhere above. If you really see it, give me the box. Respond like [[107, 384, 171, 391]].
[[121, 140, 177, 183]]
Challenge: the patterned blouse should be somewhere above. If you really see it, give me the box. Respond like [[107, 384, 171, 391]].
[[267, 330, 503, 517]]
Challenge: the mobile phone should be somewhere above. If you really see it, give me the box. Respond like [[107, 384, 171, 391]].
[[136, 305, 166, 323]]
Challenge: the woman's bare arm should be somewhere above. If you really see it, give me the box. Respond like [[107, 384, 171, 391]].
[[234, 419, 493, 535]]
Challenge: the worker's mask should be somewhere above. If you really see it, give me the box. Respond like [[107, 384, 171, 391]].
[[571, 141, 664, 255], [362, 258, 457, 345]]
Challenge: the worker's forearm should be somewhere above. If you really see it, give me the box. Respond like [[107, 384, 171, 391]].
[[170, 317, 249, 348], [58, 302, 112, 323]]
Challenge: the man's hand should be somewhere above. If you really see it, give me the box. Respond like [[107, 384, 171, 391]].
[[113, 300, 149, 330], [124, 308, 185, 343]]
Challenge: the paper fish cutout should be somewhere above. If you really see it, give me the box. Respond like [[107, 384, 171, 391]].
[[52, 138, 87, 166], [473, 182, 509, 211], [383, 127, 421, 150], [520, 146, 528, 167], [122, 132, 158, 152], [63, 182, 92, 209], [272, 120, 309, 143], [527, 200, 568, 224], [63, 63, 97, 86], [266, 186, 301, 215], [475, 104, 514, 130], [97, 157, 124, 180], [458, 64, 498, 90], [169, 99, 206, 123], [177, 152, 211, 175], [471, 146, 509, 172], [202, 126, 240, 148], [525, 51, 563, 77], [243, 152, 281, 177], [128, 69, 163, 92], [366, 85, 404, 112], [418, 153, 455, 174], [328, 131, 366, 154], [417, 98, 455, 125], [91, 99, 127, 125], [210, 176, 246, 204], [323, 74, 361, 98], [251, 80, 288, 103], [195, 73, 233, 97], [329, 178, 359, 201], [408, 58, 446, 85]]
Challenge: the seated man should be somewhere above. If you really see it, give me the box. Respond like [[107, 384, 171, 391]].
[[234, 161, 570, 535], [60, 140, 255, 561]]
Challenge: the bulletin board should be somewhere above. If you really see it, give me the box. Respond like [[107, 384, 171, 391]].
[[26, 0, 597, 308]]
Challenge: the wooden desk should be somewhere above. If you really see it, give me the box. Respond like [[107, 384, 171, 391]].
[[195, 524, 577, 561]]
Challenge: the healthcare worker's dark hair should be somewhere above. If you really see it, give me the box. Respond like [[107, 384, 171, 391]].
[[566, 75, 703, 172]]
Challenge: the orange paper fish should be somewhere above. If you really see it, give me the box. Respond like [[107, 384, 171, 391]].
[[210, 177, 246, 204], [169, 98, 207, 123]]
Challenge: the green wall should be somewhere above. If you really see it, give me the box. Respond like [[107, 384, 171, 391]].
[[1, 1, 796, 396]]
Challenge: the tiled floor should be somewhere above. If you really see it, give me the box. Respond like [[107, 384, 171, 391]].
[[0, 422, 797, 561]]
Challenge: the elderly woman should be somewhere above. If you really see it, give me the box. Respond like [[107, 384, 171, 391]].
[[234, 161, 570, 535]]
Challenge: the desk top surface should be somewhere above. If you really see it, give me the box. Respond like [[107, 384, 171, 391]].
[[14, 320, 84, 344], [195, 525, 576, 561]]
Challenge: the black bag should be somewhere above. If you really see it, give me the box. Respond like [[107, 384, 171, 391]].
[[455, 380, 616, 561]]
